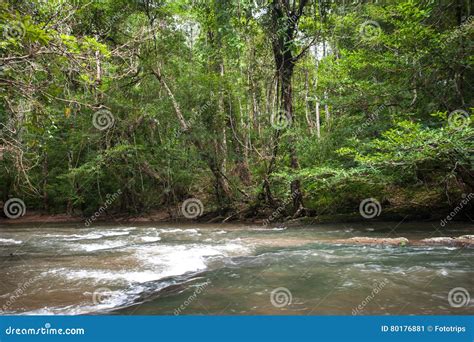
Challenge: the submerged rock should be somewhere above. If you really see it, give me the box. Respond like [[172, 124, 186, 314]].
[[420, 237, 454, 244], [419, 236, 474, 247], [242, 235, 474, 249]]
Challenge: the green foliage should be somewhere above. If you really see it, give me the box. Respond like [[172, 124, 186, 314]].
[[0, 0, 472, 219]]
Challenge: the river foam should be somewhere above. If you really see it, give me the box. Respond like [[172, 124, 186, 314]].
[[13, 226, 253, 315], [0, 238, 22, 245]]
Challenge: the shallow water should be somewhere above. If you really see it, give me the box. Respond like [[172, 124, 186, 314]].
[[0, 222, 473, 315]]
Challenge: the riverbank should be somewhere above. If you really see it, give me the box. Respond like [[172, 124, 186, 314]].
[[1, 207, 472, 226]]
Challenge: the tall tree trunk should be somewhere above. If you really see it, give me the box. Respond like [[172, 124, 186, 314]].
[[324, 92, 330, 124], [322, 40, 330, 124], [313, 48, 321, 138], [233, 95, 252, 185], [66, 151, 74, 215], [269, 0, 308, 214], [210, 24, 232, 207], [315, 101, 321, 139], [304, 69, 314, 133], [42, 152, 49, 211], [281, 66, 303, 213]]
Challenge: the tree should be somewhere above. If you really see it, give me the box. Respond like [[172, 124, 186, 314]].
[[267, 0, 312, 214]]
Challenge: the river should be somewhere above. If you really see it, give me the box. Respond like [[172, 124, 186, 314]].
[[0, 222, 472, 315]]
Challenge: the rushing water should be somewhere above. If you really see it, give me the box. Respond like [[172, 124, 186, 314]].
[[0, 222, 473, 315]]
